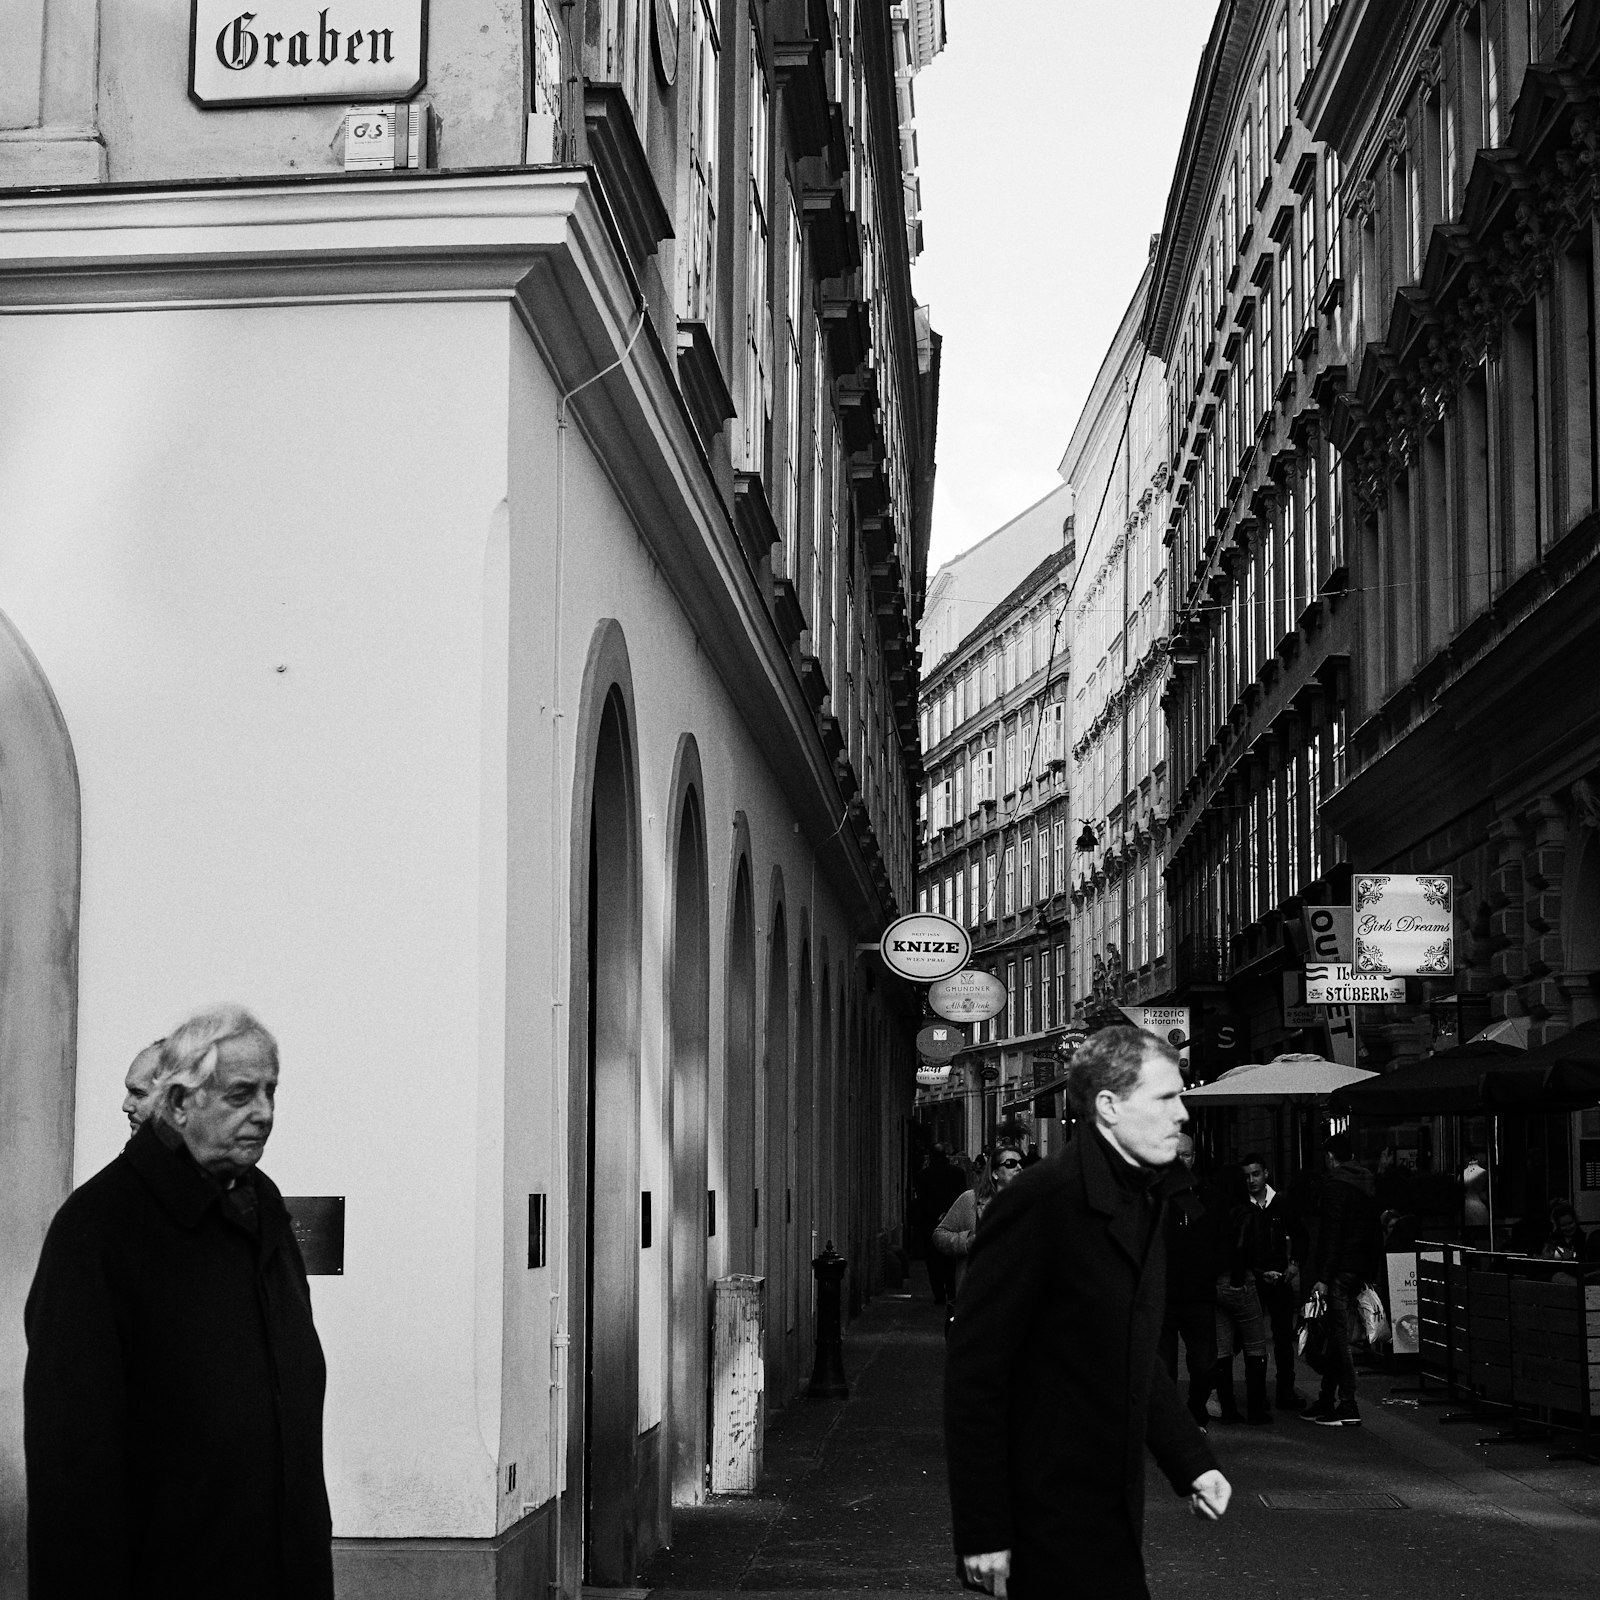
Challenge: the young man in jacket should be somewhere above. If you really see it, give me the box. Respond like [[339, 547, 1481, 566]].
[[945, 1027, 1230, 1599], [25, 1005, 334, 1599], [1240, 1153, 1305, 1412], [1300, 1132, 1379, 1427]]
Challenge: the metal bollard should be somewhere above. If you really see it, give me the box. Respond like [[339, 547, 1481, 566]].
[[806, 1241, 849, 1399]]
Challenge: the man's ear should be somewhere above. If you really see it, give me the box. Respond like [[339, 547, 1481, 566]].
[[1095, 1088, 1118, 1124]]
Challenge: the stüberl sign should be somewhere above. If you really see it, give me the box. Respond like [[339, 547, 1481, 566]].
[[192, 1, 428, 106]]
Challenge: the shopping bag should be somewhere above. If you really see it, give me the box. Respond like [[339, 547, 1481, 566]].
[[1356, 1283, 1391, 1346], [1296, 1287, 1329, 1374]]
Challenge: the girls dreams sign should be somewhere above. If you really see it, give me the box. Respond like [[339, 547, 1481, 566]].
[[192, 2, 427, 105], [1353, 874, 1454, 977]]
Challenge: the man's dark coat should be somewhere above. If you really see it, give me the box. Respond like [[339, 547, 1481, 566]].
[[944, 1128, 1218, 1599], [24, 1123, 334, 1600]]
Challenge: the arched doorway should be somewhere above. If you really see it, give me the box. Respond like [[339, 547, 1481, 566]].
[[581, 687, 641, 1584], [725, 855, 758, 1274], [764, 903, 791, 1399], [667, 780, 710, 1507], [0, 611, 80, 1593], [793, 938, 815, 1358]]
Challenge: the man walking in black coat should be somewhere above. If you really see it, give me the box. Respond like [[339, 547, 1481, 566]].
[[1300, 1132, 1380, 1428], [945, 1027, 1229, 1600], [24, 1005, 334, 1600]]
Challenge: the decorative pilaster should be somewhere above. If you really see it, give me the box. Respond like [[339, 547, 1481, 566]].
[[1485, 814, 1527, 1016], [1522, 795, 1571, 1042]]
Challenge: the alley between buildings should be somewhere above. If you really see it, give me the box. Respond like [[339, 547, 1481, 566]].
[[640, 1266, 1600, 1600]]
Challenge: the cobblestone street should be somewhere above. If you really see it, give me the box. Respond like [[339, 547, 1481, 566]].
[[641, 1267, 1600, 1600]]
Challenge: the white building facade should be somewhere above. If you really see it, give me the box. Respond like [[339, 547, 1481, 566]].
[[1065, 263, 1175, 1023], [0, 4, 940, 1597]]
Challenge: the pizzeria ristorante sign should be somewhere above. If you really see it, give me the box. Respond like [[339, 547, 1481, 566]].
[[191, 2, 428, 106]]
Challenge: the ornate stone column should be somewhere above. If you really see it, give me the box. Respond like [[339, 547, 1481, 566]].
[[1523, 795, 1571, 1043]]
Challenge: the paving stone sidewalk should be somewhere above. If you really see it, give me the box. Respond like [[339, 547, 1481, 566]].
[[639, 1265, 1600, 1600]]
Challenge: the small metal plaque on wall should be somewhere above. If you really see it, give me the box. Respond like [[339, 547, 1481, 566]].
[[284, 1196, 345, 1274]]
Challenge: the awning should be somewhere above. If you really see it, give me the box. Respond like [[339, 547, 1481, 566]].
[[1330, 1039, 1522, 1117], [1001, 1074, 1070, 1115], [1330, 1024, 1600, 1116]]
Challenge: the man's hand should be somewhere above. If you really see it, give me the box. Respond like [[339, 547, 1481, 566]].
[[1189, 1470, 1231, 1521], [961, 1550, 1010, 1596]]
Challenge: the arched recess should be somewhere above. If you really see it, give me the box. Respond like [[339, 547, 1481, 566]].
[[763, 878, 792, 1400], [724, 819, 757, 1276], [663, 737, 710, 1509], [793, 926, 815, 1356], [815, 950, 833, 1252], [0, 612, 80, 1590], [562, 621, 644, 1587]]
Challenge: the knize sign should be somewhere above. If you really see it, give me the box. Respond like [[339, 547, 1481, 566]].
[[879, 913, 971, 982], [192, 2, 428, 106], [1305, 964, 1406, 1005]]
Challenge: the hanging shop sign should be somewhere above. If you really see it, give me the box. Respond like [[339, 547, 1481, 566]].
[[915, 1063, 952, 1089], [1305, 964, 1407, 1005], [928, 969, 1006, 1023], [879, 913, 971, 982], [1305, 905, 1353, 964], [916, 1022, 966, 1064], [1119, 1004, 1191, 1074], [1281, 973, 1319, 1029], [192, 2, 429, 107], [1353, 874, 1454, 977]]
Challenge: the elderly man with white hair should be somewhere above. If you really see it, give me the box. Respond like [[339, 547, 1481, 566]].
[[24, 1005, 333, 1600]]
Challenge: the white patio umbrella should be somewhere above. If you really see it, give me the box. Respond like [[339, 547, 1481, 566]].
[[1181, 1056, 1375, 1106]]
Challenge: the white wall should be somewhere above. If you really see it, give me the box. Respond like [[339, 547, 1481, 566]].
[[0, 287, 875, 1550], [0, 298, 512, 1537]]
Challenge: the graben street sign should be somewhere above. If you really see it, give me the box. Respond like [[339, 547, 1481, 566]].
[[192, 3, 428, 106]]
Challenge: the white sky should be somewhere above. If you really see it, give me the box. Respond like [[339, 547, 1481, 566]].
[[911, 0, 1218, 571]]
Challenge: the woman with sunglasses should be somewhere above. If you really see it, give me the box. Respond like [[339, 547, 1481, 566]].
[[932, 1135, 1027, 1327]]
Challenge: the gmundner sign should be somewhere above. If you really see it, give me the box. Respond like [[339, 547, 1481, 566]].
[[878, 913, 971, 983], [191, 2, 428, 106], [1305, 964, 1407, 1005]]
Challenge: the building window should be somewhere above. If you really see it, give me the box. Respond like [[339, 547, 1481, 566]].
[[955, 868, 965, 927], [782, 192, 803, 574], [986, 852, 998, 922], [1020, 837, 1032, 906], [681, 0, 720, 328], [1024, 956, 1035, 1034], [1298, 191, 1316, 329], [1004, 732, 1018, 795], [1307, 740, 1323, 881], [1272, 8, 1289, 149], [1003, 845, 1017, 916], [1055, 940, 1068, 1019], [1053, 818, 1065, 890], [739, 38, 772, 475], [1006, 960, 1017, 1037], [1324, 150, 1342, 281], [1037, 827, 1050, 901], [969, 863, 980, 928]]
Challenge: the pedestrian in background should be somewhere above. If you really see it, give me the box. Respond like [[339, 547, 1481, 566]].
[[120, 1037, 165, 1133], [1541, 1200, 1600, 1263], [1301, 1132, 1380, 1428], [933, 1132, 1025, 1325], [24, 1004, 334, 1599], [1240, 1152, 1304, 1412], [917, 1145, 968, 1307], [1211, 1174, 1273, 1426], [945, 1027, 1228, 1600], [1160, 1132, 1221, 1431]]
